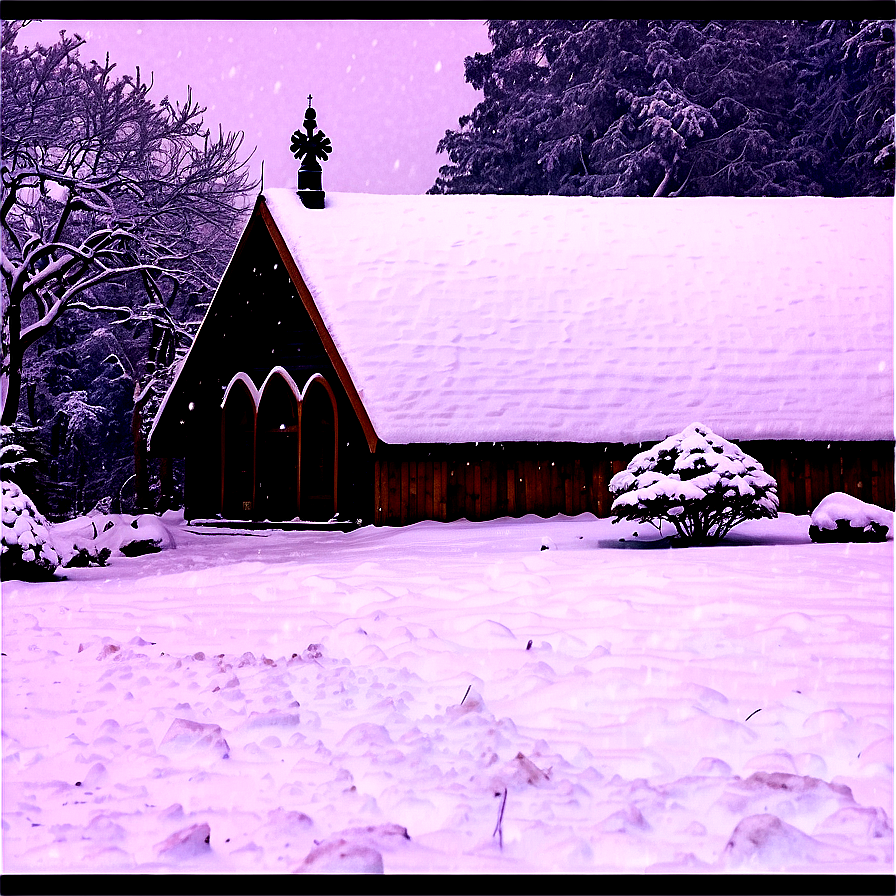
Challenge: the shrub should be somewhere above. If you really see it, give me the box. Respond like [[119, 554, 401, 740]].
[[809, 492, 892, 543], [609, 422, 779, 546], [1, 480, 61, 580]]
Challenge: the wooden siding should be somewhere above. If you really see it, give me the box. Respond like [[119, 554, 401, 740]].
[[375, 443, 634, 526], [373, 441, 895, 526], [742, 440, 895, 517]]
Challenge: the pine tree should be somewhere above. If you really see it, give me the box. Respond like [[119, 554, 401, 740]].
[[431, 19, 893, 197]]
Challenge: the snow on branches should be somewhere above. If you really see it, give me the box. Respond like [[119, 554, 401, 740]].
[[609, 422, 778, 546], [0, 23, 255, 425], [1, 479, 60, 579]]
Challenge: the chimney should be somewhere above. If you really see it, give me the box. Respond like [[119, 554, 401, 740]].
[[290, 95, 332, 209]]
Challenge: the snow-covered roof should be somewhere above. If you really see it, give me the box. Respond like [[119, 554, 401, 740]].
[[262, 190, 893, 444]]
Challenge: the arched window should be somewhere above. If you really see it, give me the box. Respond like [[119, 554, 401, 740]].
[[221, 374, 258, 519], [300, 374, 338, 521], [256, 368, 301, 520]]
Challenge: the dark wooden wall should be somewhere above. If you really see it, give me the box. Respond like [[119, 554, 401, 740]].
[[373, 440, 895, 526], [741, 440, 895, 517], [375, 442, 634, 526]]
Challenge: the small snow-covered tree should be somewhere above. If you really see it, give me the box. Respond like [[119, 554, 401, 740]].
[[1, 478, 60, 579], [609, 422, 778, 546]]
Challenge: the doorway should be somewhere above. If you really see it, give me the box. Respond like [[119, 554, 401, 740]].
[[221, 378, 256, 519], [300, 377, 337, 521], [256, 372, 299, 520]]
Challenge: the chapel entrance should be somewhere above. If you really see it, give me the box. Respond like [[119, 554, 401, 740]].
[[256, 373, 299, 520], [300, 378, 337, 521], [221, 379, 256, 518]]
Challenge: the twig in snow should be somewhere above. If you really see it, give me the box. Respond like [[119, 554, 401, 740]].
[[493, 787, 508, 849], [460, 684, 471, 705], [745, 708, 762, 722]]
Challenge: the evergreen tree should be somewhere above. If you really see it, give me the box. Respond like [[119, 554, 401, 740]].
[[431, 19, 894, 197]]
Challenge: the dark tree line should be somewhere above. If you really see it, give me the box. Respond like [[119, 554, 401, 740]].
[[430, 20, 894, 197]]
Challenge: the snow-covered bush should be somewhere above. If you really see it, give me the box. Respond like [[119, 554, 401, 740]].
[[609, 422, 779, 546], [1, 480, 61, 580], [809, 492, 892, 543], [0, 425, 38, 483]]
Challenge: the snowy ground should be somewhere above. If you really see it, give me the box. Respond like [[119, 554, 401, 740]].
[[1, 511, 892, 875]]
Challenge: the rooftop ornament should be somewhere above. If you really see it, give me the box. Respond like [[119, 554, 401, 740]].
[[291, 95, 332, 209]]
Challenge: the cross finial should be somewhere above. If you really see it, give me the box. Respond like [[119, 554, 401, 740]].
[[291, 96, 332, 208]]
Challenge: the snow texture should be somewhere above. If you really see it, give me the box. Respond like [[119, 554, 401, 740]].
[[262, 190, 893, 444], [2, 510, 892, 874], [1, 480, 60, 578], [52, 512, 177, 562], [810, 492, 893, 541]]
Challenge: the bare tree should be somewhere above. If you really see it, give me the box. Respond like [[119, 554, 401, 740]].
[[1, 22, 256, 428]]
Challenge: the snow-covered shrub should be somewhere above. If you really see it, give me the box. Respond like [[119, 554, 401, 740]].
[[95, 514, 175, 556], [609, 422, 778, 546], [64, 544, 112, 568], [0, 425, 38, 483], [1, 480, 61, 580], [809, 492, 892, 543]]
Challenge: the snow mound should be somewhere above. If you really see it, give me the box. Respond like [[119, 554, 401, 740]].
[[154, 822, 212, 861], [1, 480, 60, 580], [159, 719, 230, 760], [809, 492, 893, 543], [52, 511, 178, 560], [293, 822, 410, 873], [295, 839, 384, 873], [719, 813, 872, 869]]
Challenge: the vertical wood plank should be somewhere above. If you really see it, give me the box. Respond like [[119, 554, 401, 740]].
[[573, 457, 584, 515], [870, 455, 880, 505], [474, 461, 482, 520], [595, 457, 606, 517], [442, 459, 450, 521], [423, 459, 433, 520], [409, 458, 418, 523], [885, 444, 895, 509], [373, 457, 381, 525], [446, 460, 456, 521], [507, 467, 516, 516], [400, 459, 409, 525], [432, 458, 441, 521], [860, 450, 872, 503], [534, 460, 544, 516], [564, 460, 574, 515], [780, 453, 793, 513], [522, 459, 533, 515], [480, 459, 490, 520], [792, 445, 806, 515], [384, 458, 396, 525], [803, 449, 815, 513]]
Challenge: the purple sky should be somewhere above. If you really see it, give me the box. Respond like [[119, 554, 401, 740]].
[[17, 18, 492, 195]]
